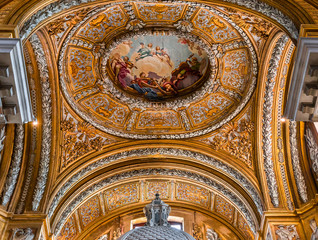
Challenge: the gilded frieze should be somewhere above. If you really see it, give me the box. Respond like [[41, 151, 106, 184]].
[[136, 111, 182, 130], [187, 93, 233, 127], [134, 2, 186, 22], [146, 180, 169, 200], [176, 182, 210, 208], [78, 196, 101, 227], [238, 213, 254, 240], [193, 8, 239, 43], [221, 48, 250, 93], [214, 195, 234, 222], [67, 47, 96, 91], [80, 93, 130, 126], [104, 183, 139, 210], [77, 5, 128, 42], [58, 214, 77, 240]]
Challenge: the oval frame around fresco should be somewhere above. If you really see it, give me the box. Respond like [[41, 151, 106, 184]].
[[106, 34, 210, 101]]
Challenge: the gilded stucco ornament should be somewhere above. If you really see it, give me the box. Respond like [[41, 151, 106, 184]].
[[275, 225, 299, 240], [54, 168, 257, 235], [262, 34, 289, 207], [48, 148, 263, 220], [29, 34, 53, 211], [0, 124, 24, 206], [305, 127, 318, 177], [0, 125, 6, 164], [11, 228, 35, 240], [57, 2, 258, 139], [289, 121, 308, 203], [206, 228, 220, 240], [20, 0, 298, 40], [16, 48, 38, 214]]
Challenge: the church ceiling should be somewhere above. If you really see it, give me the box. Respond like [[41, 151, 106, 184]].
[[53, 2, 259, 139], [56, 175, 255, 240], [22, 1, 285, 237], [1, 0, 318, 240]]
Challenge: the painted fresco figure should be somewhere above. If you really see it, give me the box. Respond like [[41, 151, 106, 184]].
[[187, 56, 201, 75], [135, 43, 152, 61], [170, 54, 202, 89], [111, 55, 135, 88], [130, 72, 161, 100], [159, 77, 177, 95]]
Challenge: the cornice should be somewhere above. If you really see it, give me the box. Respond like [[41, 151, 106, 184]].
[[289, 121, 308, 203], [0, 124, 24, 207]]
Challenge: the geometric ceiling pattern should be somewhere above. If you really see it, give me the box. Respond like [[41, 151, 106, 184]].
[[0, 0, 317, 240]]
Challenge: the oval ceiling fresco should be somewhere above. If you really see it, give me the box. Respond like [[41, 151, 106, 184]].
[[59, 2, 258, 139], [106, 35, 209, 101]]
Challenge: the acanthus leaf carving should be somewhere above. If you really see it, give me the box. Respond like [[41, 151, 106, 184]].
[[206, 228, 220, 240], [29, 34, 52, 211], [0, 124, 24, 206], [289, 121, 308, 203], [61, 107, 116, 168], [203, 112, 254, 168], [275, 225, 299, 240], [305, 127, 318, 177], [12, 228, 35, 240]]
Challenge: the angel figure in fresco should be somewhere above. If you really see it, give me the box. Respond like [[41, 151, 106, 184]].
[[154, 46, 173, 67], [111, 54, 136, 88], [135, 42, 152, 61]]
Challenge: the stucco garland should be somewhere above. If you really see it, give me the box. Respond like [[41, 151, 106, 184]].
[[16, 48, 38, 214], [305, 127, 318, 177], [29, 34, 53, 211], [48, 148, 263, 219], [289, 121, 308, 203], [54, 168, 257, 235], [0, 124, 24, 206], [57, 2, 258, 139], [20, 0, 298, 40], [262, 34, 289, 207]]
